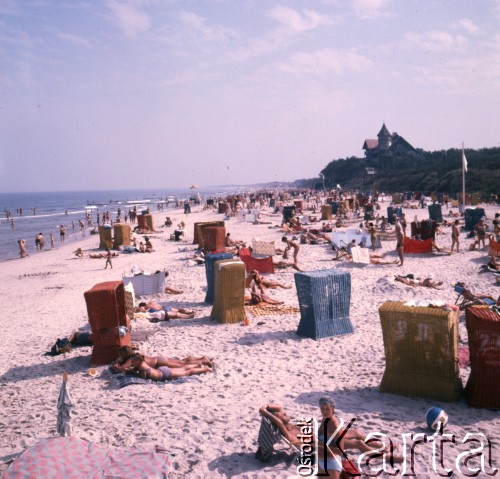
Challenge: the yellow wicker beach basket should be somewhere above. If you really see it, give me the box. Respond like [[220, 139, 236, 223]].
[[210, 260, 246, 324], [379, 301, 462, 402], [113, 224, 131, 249], [98, 226, 113, 250], [321, 204, 332, 220]]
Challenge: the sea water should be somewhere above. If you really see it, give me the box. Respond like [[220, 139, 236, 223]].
[[0, 187, 238, 262]]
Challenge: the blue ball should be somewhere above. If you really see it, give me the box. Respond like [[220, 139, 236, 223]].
[[426, 407, 448, 430]]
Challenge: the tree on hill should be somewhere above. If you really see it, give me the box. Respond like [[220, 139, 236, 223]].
[[315, 147, 500, 196]]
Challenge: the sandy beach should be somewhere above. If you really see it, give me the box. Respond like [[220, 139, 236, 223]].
[[1, 197, 499, 478]]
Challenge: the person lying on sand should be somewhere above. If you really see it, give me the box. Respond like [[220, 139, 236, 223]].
[[111, 345, 213, 373], [273, 259, 304, 272], [395, 274, 443, 289], [128, 353, 212, 381], [248, 270, 292, 292], [245, 284, 284, 306], [300, 231, 330, 245], [137, 301, 195, 319], [432, 242, 453, 255], [331, 249, 398, 264], [87, 251, 119, 259]]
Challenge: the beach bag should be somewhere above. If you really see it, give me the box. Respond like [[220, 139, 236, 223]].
[[50, 338, 72, 356]]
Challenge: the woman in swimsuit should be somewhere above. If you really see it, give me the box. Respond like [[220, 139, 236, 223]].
[[395, 275, 443, 289], [318, 397, 404, 475], [129, 353, 212, 381], [249, 270, 292, 292], [259, 403, 343, 478], [111, 346, 213, 373]]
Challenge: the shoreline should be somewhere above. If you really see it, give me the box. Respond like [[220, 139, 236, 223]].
[[1, 197, 499, 478]]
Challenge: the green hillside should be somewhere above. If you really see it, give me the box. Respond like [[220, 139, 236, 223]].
[[310, 147, 500, 196]]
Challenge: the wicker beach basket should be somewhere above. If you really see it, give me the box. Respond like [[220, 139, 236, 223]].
[[378, 301, 462, 402], [465, 306, 500, 408], [98, 226, 113, 250], [84, 281, 131, 366], [113, 224, 131, 249], [210, 260, 246, 324]]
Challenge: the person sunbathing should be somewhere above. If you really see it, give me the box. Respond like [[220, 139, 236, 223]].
[[273, 259, 304, 272], [454, 282, 498, 306], [258, 403, 305, 449], [432, 242, 453, 254], [249, 270, 292, 292], [259, 403, 343, 478], [144, 237, 154, 253], [128, 353, 212, 381], [318, 396, 404, 474], [245, 284, 284, 305], [111, 346, 213, 373], [137, 301, 195, 319], [331, 248, 398, 264], [395, 275, 443, 289], [88, 251, 119, 258]]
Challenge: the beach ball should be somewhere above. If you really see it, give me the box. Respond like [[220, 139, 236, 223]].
[[426, 407, 448, 431]]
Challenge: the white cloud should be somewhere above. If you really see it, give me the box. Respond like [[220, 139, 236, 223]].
[[57, 32, 92, 49], [352, 0, 390, 20], [267, 5, 334, 33], [277, 48, 372, 76], [404, 30, 467, 51], [179, 11, 238, 42], [455, 18, 480, 35], [106, 0, 151, 38]]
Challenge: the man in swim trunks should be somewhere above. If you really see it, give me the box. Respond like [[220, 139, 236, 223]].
[[394, 216, 404, 267]]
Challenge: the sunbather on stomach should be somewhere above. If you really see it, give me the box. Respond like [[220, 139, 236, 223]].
[[128, 353, 212, 381], [111, 346, 213, 373]]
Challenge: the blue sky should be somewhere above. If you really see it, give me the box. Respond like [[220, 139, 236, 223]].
[[0, 0, 499, 192]]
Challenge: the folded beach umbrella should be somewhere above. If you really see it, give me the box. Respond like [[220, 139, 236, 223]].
[[57, 372, 74, 437]]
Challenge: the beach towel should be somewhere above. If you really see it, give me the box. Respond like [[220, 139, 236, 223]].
[[245, 305, 300, 317], [350, 246, 370, 264], [111, 373, 202, 389], [123, 271, 166, 296], [3, 436, 172, 478]]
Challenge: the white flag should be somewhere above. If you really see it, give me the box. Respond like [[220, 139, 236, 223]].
[[462, 151, 468, 173]]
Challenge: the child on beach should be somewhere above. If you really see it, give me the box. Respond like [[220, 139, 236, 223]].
[[104, 248, 113, 269], [18, 239, 29, 258]]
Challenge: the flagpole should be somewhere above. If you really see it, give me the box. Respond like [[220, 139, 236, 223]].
[[462, 142, 466, 212]]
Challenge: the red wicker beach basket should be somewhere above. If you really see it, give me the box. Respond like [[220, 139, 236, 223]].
[[465, 306, 500, 408], [84, 281, 131, 366]]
